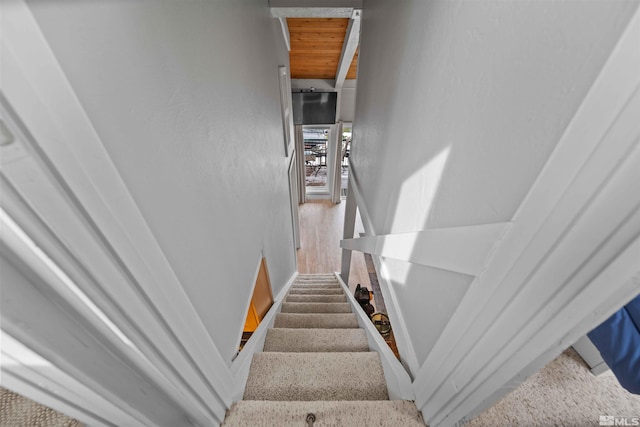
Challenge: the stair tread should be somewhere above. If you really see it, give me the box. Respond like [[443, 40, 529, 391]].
[[222, 400, 425, 426], [291, 282, 342, 289], [263, 328, 368, 352], [243, 352, 389, 401], [286, 294, 347, 303], [289, 288, 344, 295], [294, 280, 339, 284], [274, 313, 359, 329], [294, 280, 340, 285], [296, 276, 338, 279], [281, 302, 352, 314]]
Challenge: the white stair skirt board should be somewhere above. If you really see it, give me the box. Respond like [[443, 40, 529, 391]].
[[229, 272, 298, 402], [335, 273, 416, 401], [340, 169, 422, 377]]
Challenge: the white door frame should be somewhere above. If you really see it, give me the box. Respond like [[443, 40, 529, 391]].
[[342, 7, 640, 427], [303, 125, 335, 199], [288, 155, 301, 250], [412, 10, 640, 425], [1, 1, 234, 424]]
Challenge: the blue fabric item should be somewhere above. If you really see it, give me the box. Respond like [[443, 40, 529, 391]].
[[588, 293, 640, 395]]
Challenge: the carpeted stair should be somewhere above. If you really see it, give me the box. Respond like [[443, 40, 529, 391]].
[[274, 313, 359, 329], [286, 294, 347, 303], [222, 274, 425, 426]]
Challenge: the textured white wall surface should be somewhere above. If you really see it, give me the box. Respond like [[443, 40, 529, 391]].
[[339, 86, 357, 123], [26, 0, 296, 364], [353, 0, 638, 366]]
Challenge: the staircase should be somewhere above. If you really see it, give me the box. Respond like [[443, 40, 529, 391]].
[[222, 274, 425, 426]]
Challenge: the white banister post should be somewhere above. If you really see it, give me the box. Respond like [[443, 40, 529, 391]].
[[340, 176, 357, 283]]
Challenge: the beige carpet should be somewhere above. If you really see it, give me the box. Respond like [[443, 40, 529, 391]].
[[468, 348, 640, 426], [224, 400, 425, 426], [285, 294, 347, 303], [281, 302, 353, 313], [225, 274, 426, 426], [274, 312, 359, 329], [288, 287, 345, 295], [0, 387, 81, 427], [263, 328, 370, 352], [243, 352, 389, 401]]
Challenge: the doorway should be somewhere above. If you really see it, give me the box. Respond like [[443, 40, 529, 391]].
[[340, 123, 352, 199], [302, 124, 350, 201], [303, 126, 331, 198]]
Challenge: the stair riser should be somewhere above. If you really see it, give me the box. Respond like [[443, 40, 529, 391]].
[[243, 352, 389, 401], [291, 282, 342, 289], [286, 295, 347, 303], [288, 288, 344, 295], [290, 288, 342, 294], [296, 275, 337, 279], [274, 313, 359, 329], [281, 303, 352, 314], [263, 328, 369, 352], [294, 281, 339, 285]]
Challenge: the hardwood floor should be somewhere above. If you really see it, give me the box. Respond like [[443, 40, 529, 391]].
[[296, 200, 372, 303]]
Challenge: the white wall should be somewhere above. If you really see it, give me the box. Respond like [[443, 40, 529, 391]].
[[353, 0, 637, 368], [25, 0, 295, 366], [339, 82, 357, 123]]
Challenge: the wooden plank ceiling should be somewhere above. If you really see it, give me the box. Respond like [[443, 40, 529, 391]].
[[288, 18, 358, 80]]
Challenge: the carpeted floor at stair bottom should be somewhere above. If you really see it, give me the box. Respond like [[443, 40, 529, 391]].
[[222, 274, 425, 426]]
